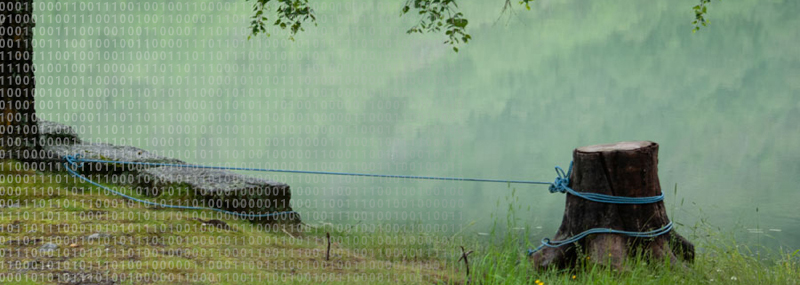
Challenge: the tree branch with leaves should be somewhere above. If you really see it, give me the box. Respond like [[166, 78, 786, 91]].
[[247, 0, 316, 41], [246, 0, 719, 51], [401, 0, 470, 52], [692, 0, 719, 33]]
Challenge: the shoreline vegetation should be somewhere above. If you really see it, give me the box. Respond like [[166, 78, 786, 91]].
[[1, 159, 798, 284]]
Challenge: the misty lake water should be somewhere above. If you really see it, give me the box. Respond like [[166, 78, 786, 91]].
[[33, 0, 799, 250]]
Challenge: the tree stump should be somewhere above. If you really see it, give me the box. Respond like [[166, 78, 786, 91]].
[[530, 141, 694, 269]]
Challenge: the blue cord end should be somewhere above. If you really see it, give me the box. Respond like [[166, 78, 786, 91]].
[[549, 163, 572, 193]]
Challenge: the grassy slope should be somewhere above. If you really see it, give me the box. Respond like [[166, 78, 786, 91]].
[[1, 159, 798, 284], [0, 160, 456, 284]]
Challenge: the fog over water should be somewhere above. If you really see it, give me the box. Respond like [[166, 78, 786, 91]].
[[35, 0, 800, 250]]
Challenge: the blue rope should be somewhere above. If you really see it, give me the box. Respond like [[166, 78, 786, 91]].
[[548, 162, 665, 204], [62, 154, 673, 250], [529, 162, 671, 255], [67, 156, 664, 205], [526, 222, 674, 256], [68, 156, 554, 185]]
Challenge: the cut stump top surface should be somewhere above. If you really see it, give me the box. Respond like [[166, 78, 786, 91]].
[[576, 141, 654, 153]]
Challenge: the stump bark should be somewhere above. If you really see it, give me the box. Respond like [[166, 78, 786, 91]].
[[531, 141, 694, 269]]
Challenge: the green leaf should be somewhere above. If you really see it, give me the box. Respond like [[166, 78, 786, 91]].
[[402, 6, 409, 14], [453, 47, 458, 52]]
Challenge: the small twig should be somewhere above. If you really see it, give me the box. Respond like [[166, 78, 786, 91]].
[[494, 0, 528, 28], [326, 232, 331, 261], [458, 246, 474, 283], [282, 227, 296, 239]]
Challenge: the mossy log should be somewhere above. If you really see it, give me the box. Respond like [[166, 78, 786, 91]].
[[36, 120, 299, 224]]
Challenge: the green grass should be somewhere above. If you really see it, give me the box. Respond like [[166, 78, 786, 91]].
[[454, 188, 800, 285], [1, 159, 798, 284], [463, 221, 800, 285]]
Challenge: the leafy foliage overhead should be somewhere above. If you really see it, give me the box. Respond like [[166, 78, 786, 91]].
[[247, 0, 719, 51], [247, 0, 316, 41], [692, 0, 717, 33], [401, 0, 470, 53]]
